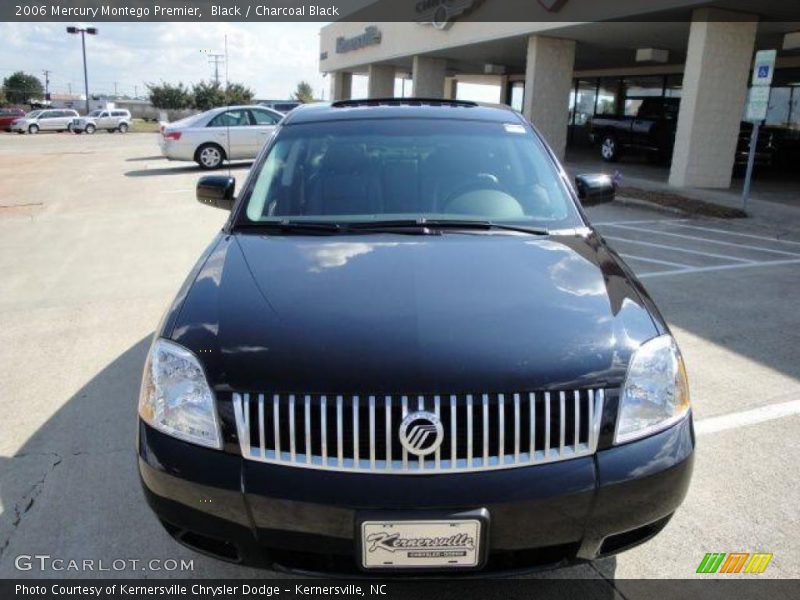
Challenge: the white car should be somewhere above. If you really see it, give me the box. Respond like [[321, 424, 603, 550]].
[[159, 105, 283, 169], [72, 109, 132, 134], [10, 109, 80, 134]]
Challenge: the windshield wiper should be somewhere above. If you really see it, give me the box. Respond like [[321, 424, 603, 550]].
[[237, 219, 439, 236], [237, 218, 550, 236], [347, 218, 550, 236], [236, 220, 344, 234]]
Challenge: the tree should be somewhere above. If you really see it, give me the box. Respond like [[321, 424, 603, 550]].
[[192, 80, 225, 111], [146, 82, 191, 110], [224, 82, 254, 106], [2, 71, 44, 105], [292, 81, 314, 104]]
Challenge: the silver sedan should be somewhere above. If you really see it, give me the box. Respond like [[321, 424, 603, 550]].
[[159, 105, 283, 169]]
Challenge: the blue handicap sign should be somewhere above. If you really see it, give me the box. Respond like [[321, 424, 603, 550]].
[[758, 65, 770, 78]]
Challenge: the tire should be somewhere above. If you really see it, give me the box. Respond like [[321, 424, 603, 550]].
[[28, 124, 39, 134], [85, 124, 96, 135], [118, 122, 129, 133], [195, 143, 226, 170], [600, 134, 620, 162], [67, 123, 74, 133]]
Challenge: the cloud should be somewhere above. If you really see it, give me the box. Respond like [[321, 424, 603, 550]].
[[0, 22, 328, 100]]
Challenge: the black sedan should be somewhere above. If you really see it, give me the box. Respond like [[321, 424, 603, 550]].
[[138, 99, 694, 575]]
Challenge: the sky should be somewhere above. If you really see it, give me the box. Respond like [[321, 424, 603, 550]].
[[0, 22, 502, 103], [0, 22, 335, 100]]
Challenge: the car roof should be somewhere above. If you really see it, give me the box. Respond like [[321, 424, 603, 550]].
[[282, 98, 525, 125]]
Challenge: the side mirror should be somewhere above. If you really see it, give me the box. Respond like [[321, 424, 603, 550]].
[[575, 173, 615, 206], [196, 176, 235, 210]]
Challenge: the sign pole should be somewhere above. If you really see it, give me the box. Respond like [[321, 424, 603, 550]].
[[741, 120, 760, 213], [740, 49, 777, 214]]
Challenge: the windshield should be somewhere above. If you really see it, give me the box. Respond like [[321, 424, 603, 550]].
[[25, 111, 42, 118], [89, 110, 103, 117], [241, 118, 581, 229]]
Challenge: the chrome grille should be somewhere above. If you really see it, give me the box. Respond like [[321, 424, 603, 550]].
[[232, 389, 604, 474]]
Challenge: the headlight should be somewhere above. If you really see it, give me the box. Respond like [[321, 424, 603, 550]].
[[138, 338, 222, 449], [615, 335, 690, 444]]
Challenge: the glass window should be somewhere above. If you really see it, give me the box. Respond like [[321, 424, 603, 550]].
[[596, 78, 620, 116], [765, 87, 791, 127], [623, 76, 664, 116], [242, 119, 581, 229], [791, 88, 800, 128], [508, 81, 524, 112], [572, 80, 597, 126], [208, 109, 249, 127], [250, 109, 280, 125], [665, 74, 683, 98]]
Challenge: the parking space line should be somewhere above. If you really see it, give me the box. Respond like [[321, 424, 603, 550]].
[[593, 219, 687, 226], [605, 224, 800, 258], [666, 222, 800, 247], [695, 400, 800, 436], [618, 253, 692, 269], [638, 258, 800, 279], [604, 236, 755, 263]]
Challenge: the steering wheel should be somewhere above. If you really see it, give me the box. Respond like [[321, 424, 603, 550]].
[[443, 173, 502, 208]]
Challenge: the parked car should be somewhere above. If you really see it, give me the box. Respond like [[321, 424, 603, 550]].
[[72, 108, 132, 134], [159, 105, 283, 169], [139, 99, 694, 575], [260, 100, 302, 113], [0, 108, 25, 132], [10, 108, 80, 134], [589, 97, 773, 166]]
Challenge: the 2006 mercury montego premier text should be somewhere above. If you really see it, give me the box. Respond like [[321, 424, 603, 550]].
[[138, 99, 694, 575]]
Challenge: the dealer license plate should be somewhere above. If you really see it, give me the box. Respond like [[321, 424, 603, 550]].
[[360, 519, 482, 569]]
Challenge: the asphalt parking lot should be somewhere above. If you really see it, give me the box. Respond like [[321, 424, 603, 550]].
[[0, 132, 798, 585]]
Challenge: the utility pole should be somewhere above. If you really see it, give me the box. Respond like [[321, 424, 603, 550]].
[[42, 70, 51, 100], [134, 85, 138, 99], [113, 81, 118, 97], [207, 53, 225, 85]]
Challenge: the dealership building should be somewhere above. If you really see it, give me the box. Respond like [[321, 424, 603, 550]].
[[319, 1, 800, 190]]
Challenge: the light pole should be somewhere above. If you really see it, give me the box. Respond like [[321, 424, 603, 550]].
[[66, 26, 98, 115]]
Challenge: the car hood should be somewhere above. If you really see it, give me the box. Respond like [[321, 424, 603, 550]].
[[169, 231, 662, 393]]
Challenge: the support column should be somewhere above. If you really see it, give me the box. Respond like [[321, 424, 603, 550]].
[[330, 71, 352, 102], [444, 77, 458, 100], [367, 64, 395, 99], [412, 56, 446, 98], [523, 35, 576, 160], [669, 9, 757, 188]]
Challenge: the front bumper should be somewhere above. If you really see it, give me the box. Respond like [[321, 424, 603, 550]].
[[139, 415, 694, 575]]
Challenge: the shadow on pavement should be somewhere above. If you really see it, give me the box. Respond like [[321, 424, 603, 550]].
[[125, 163, 252, 177], [126, 155, 166, 162]]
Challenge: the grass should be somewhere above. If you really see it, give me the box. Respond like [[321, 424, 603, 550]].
[[131, 119, 161, 133]]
